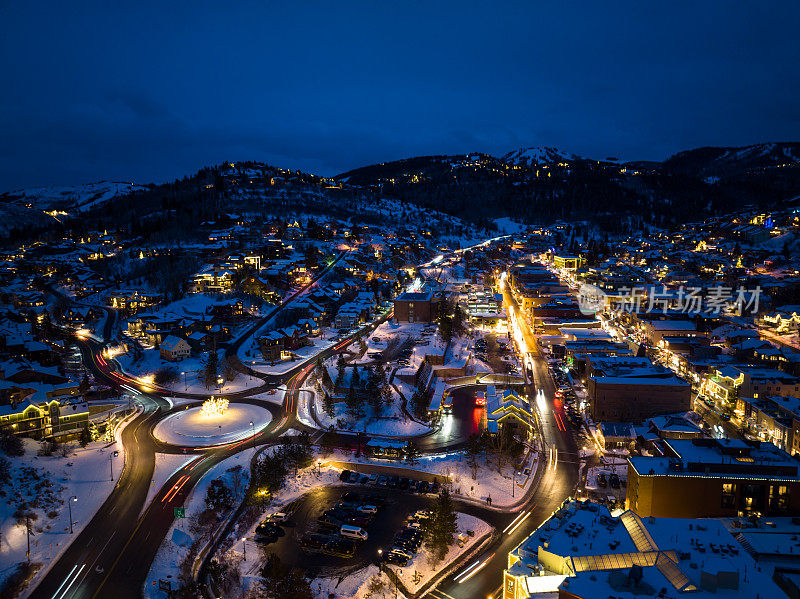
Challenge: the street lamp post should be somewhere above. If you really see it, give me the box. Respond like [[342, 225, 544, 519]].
[[512, 470, 516, 498], [182, 371, 188, 391], [68, 495, 77, 534], [109, 451, 118, 481]]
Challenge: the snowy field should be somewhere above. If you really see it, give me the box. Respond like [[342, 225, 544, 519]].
[[0, 429, 128, 593], [152, 404, 272, 447]]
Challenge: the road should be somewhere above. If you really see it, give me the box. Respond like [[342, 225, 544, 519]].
[[31, 254, 357, 599], [32, 249, 569, 599], [424, 277, 581, 599]]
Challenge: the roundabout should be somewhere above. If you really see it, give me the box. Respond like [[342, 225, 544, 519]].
[[153, 401, 272, 447]]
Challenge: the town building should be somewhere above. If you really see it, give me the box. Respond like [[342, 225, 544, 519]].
[[627, 437, 800, 518], [160, 335, 191, 361], [393, 291, 437, 323]]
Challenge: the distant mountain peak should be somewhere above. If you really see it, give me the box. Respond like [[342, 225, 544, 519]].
[[501, 146, 577, 166]]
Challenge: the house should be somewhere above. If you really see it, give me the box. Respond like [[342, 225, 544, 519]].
[[481, 386, 534, 438], [160, 335, 191, 362]]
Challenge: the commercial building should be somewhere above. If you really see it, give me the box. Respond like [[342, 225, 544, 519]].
[[503, 498, 778, 599], [585, 356, 691, 423], [627, 437, 800, 518], [393, 291, 437, 323]]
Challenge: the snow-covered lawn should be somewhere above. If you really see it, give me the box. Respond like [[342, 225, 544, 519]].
[[0, 430, 127, 594], [116, 348, 265, 395], [152, 404, 272, 447], [310, 384, 431, 437], [144, 451, 252, 598]]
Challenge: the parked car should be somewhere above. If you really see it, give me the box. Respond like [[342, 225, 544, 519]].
[[384, 551, 410, 566], [597, 472, 608, 488], [389, 547, 414, 561], [358, 504, 378, 514], [318, 514, 343, 529], [340, 525, 369, 541], [609, 473, 621, 489], [265, 512, 289, 524], [339, 469, 351, 482], [377, 475, 388, 486]]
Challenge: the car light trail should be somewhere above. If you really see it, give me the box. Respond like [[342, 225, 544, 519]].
[[52, 564, 79, 599], [54, 563, 85, 599], [456, 553, 494, 583], [506, 511, 532, 535], [162, 475, 190, 503], [502, 509, 530, 534]]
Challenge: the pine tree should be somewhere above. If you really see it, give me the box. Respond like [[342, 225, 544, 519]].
[[425, 488, 458, 562], [78, 425, 91, 448], [204, 349, 218, 389], [405, 441, 419, 465], [335, 354, 347, 388]]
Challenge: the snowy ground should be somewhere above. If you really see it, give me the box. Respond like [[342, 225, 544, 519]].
[[115, 347, 266, 394], [152, 404, 272, 447], [0, 426, 129, 594], [238, 330, 338, 376], [144, 451, 252, 598], [388, 512, 491, 593], [312, 512, 492, 598], [310, 384, 430, 437]]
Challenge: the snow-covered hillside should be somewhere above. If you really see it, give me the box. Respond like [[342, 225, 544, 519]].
[[1, 181, 148, 213], [502, 146, 577, 166]]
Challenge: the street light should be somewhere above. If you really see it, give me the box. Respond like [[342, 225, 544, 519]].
[[242, 536, 247, 560], [68, 495, 77, 534], [109, 450, 118, 481]]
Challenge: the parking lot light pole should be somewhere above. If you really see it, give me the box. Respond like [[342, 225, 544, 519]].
[[242, 536, 247, 560]]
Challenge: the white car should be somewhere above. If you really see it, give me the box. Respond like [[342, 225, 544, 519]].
[[267, 512, 289, 523]]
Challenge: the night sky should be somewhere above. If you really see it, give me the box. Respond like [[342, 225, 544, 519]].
[[1, 1, 799, 189]]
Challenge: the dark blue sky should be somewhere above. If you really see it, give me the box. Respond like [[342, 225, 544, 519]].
[[1, 1, 799, 189]]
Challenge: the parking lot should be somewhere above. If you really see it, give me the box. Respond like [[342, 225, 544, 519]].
[[252, 480, 441, 575]]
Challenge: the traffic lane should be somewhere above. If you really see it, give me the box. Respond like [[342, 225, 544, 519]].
[[418, 386, 482, 451], [436, 449, 579, 599], [29, 404, 160, 599], [694, 401, 743, 440]]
